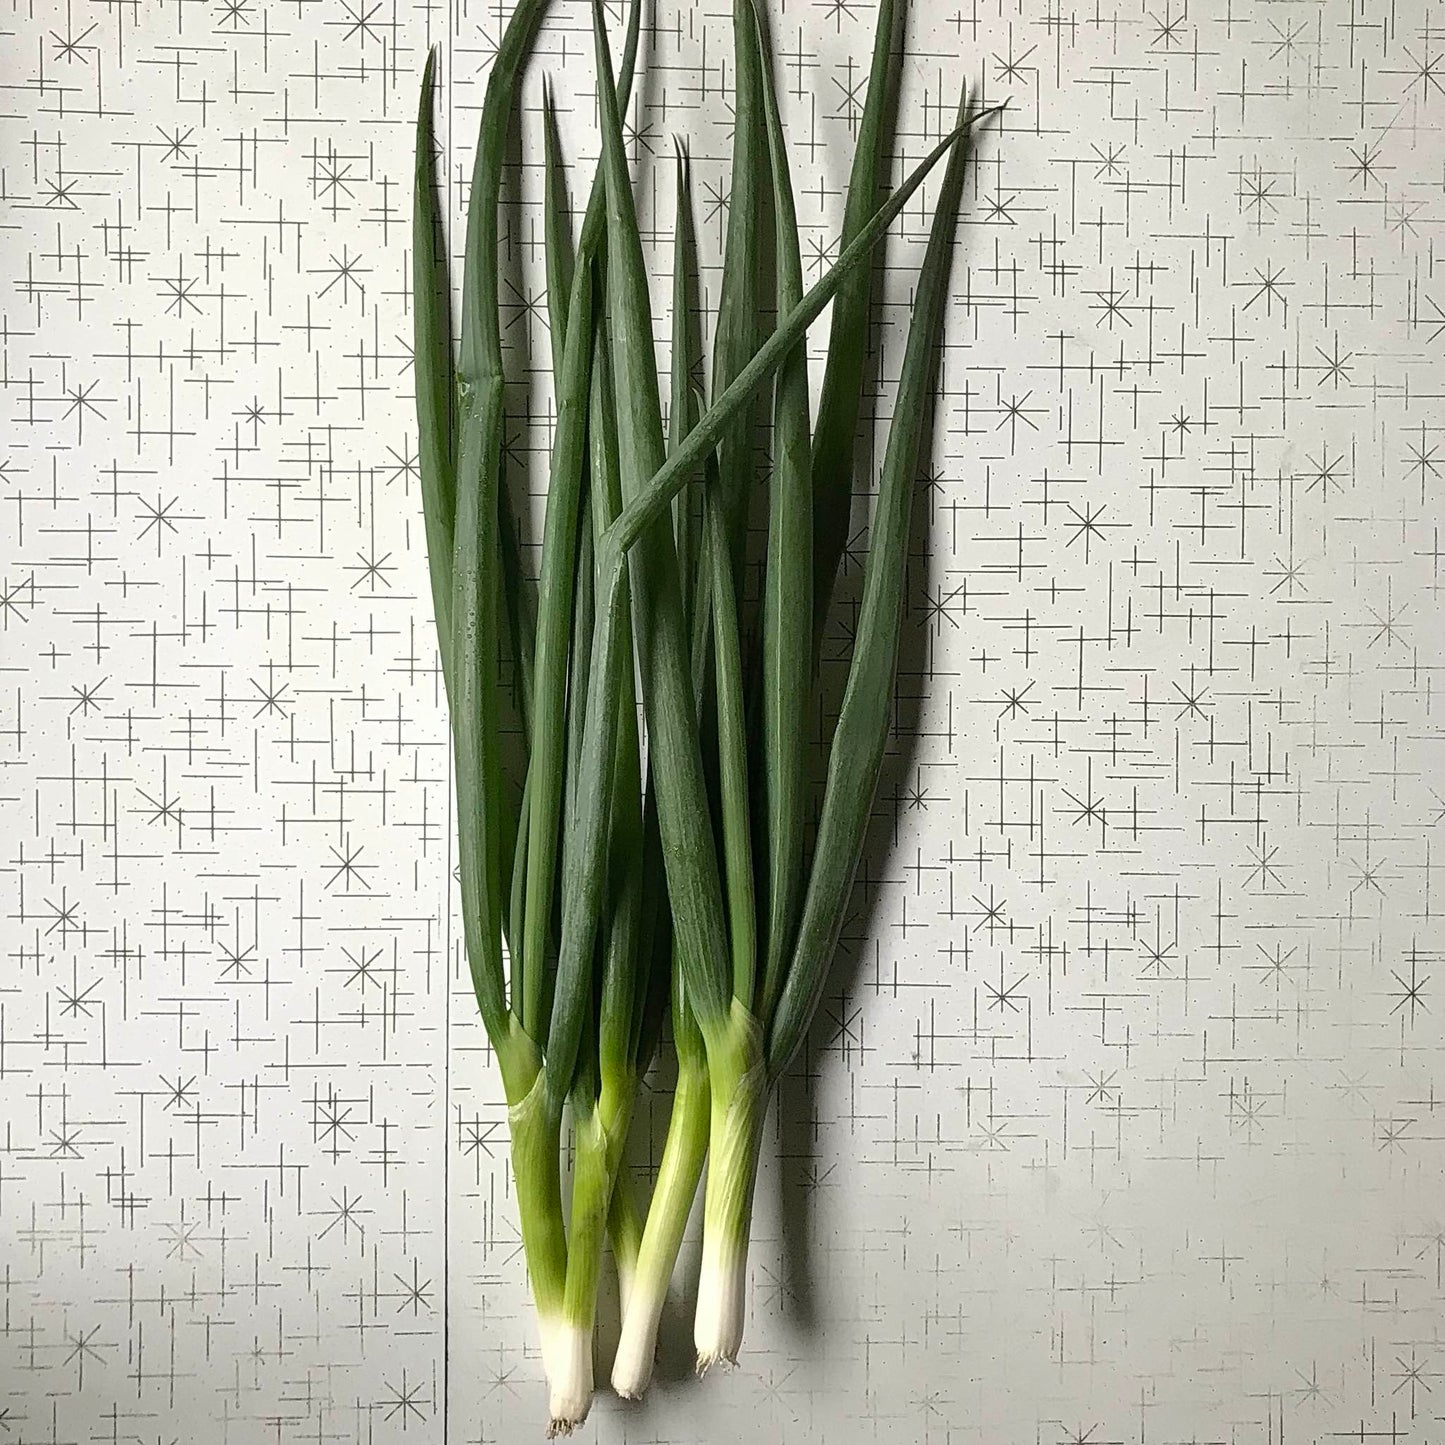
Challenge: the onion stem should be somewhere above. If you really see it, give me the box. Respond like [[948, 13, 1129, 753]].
[[611, 1049, 710, 1397], [693, 1005, 767, 1372]]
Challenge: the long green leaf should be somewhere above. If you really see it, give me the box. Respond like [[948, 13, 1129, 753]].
[[669, 142, 702, 629], [509, 761, 535, 973], [703, 483, 756, 1011], [540, 20, 663, 1100], [565, 499, 595, 825], [767, 86, 981, 1081], [412, 48, 456, 685], [544, 513, 628, 1107], [810, 0, 904, 644], [497, 500, 536, 740], [630, 789, 672, 1069], [543, 326, 641, 1108], [541, 77, 575, 383], [451, 0, 549, 1058], [497, 496, 534, 976], [751, 0, 812, 1024], [711, 0, 768, 596], [555, 498, 592, 1026], [517, 256, 596, 1044], [588, 329, 647, 1087], [591, 0, 736, 1041], [518, 0, 642, 1051], [654, 163, 709, 1084], [643, 141, 702, 1067]]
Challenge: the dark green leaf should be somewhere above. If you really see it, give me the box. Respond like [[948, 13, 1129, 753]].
[[810, 0, 904, 645], [412, 48, 456, 685], [451, 0, 549, 1057], [590, 0, 736, 1043], [767, 87, 985, 1080], [710, 0, 769, 597], [750, 0, 812, 1024]]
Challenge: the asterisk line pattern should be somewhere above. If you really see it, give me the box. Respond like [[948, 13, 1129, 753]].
[[0, 0, 1443, 1441]]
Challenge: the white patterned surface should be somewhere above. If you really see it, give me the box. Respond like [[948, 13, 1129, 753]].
[[2, 0, 1444, 1441]]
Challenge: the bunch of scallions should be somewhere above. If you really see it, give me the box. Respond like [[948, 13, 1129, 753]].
[[412, 0, 998, 1432]]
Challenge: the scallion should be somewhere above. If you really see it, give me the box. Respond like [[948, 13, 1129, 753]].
[[411, 0, 999, 1424]]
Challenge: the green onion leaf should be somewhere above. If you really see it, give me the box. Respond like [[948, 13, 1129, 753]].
[[669, 141, 702, 631], [517, 0, 642, 1048], [703, 483, 757, 1011], [412, 47, 456, 684], [517, 253, 596, 1045], [588, 328, 647, 1089], [451, 0, 549, 1059], [751, 0, 813, 1023], [541, 76, 576, 383], [710, 0, 768, 597], [767, 86, 985, 1080], [590, 0, 736, 1042], [810, 0, 905, 645]]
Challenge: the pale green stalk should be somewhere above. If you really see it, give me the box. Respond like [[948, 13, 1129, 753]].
[[610, 972, 711, 1397]]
